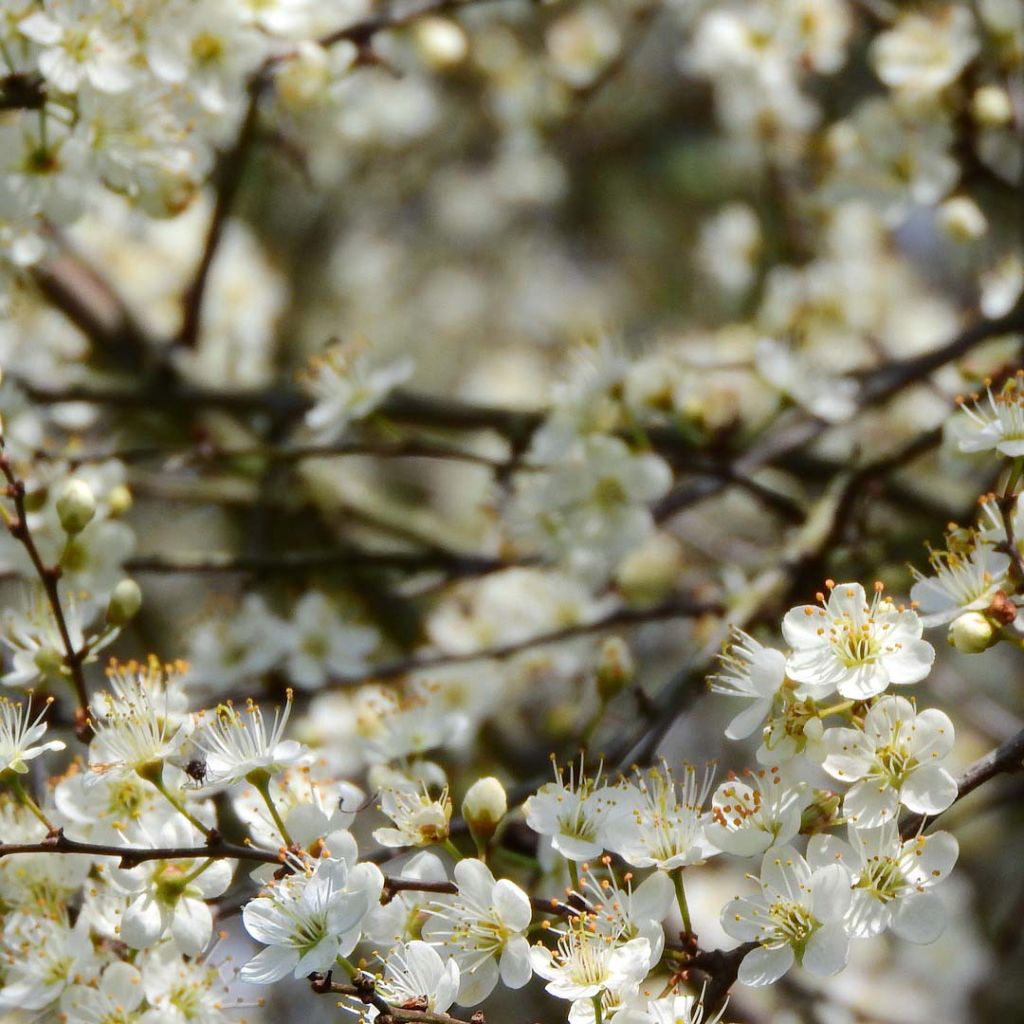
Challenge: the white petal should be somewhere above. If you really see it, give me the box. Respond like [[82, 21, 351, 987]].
[[881, 638, 934, 685], [809, 863, 853, 921], [802, 921, 849, 976], [493, 879, 532, 932], [499, 936, 533, 989], [721, 898, 767, 942], [169, 898, 212, 956], [456, 955, 499, 1005], [892, 892, 946, 943], [834, 662, 890, 700], [738, 944, 793, 986], [843, 780, 899, 828], [240, 946, 298, 985], [782, 605, 830, 650], [900, 766, 957, 815], [120, 893, 170, 949], [725, 699, 772, 741]]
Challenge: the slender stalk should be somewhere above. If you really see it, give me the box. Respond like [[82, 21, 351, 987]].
[[673, 868, 693, 936], [151, 775, 213, 838], [250, 773, 294, 847], [568, 859, 580, 893], [9, 776, 55, 830]]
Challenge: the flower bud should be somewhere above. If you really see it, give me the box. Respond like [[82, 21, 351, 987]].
[[596, 635, 633, 702], [461, 776, 507, 843], [971, 85, 1013, 127], [937, 196, 987, 243], [948, 611, 997, 653], [800, 789, 841, 835], [107, 579, 143, 626], [614, 533, 684, 606], [414, 17, 468, 69], [56, 478, 96, 534], [107, 484, 133, 517]]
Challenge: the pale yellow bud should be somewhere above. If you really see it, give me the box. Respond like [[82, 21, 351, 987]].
[[615, 533, 684, 606], [107, 579, 143, 626], [415, 17, 468, 69], [461, 776, 507, 842], [56, 478, 96, 534], [596, 635, 633, 702], [948, 611, 996, 653], [937, 197, 988, 243], [971, 85, 1013, 128], [107, 484, 133, 517]]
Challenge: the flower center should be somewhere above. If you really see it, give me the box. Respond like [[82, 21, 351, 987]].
[[830, 620, 880, 667]]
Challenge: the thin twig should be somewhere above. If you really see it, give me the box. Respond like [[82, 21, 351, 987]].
[[320, 593, 721, 688], [0, 454, 92, 738]]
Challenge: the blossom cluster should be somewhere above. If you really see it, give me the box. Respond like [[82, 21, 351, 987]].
[[2, 0, 1024, 1021], [0, 566, 972, 1024]]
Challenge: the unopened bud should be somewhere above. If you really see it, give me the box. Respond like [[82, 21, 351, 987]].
[[56, 478, 96, 534], [800, 790, 842, 834], [615, 533, 684, 606], [948, 611, 997, 653], [937, 197, 987, 243], [415, 17, 468, 69], [971, 85, 1013, 128], [596, 636, 633, 702], [107, 484, 133, 517], [107, 578, 143, 626], [462, 776, 507, 843]]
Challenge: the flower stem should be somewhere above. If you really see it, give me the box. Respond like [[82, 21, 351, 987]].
[[817, 699, 855, 718], [251, 773, 294, 847], [442, 838, 463, 861], [9, 776, 54, 830], [152, 775, 212, 838], [592, 995, 604, 1024], [567, 859, 580, 893], [180, 858, 215, 885], [673, 868, 693, 936]]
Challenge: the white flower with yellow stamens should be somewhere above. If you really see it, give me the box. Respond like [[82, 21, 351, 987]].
[[782, 581, 933, 701], [0, 695, 64, 775], [821, 695, 957, 827], [603, 761, 717, 871], [910, 540, 1011, 627], [193, 693, 312, 787], [422, 857, 532, 1006], [953, 374, 1024, 458]]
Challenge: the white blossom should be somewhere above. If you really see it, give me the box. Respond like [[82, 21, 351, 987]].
[[530, 916, 651, 1006], [721, 845, 853, 986], [422, 857, 533, 1005], [953, 375, 1024, 458], [302, 343, 414, 441], [821, 695, 957, 827], [373, 941, 460, 1018], [241, 855, 376, 983], [782, 582, 934, 700], [603, 762, 717, 871], [524, 760, 629, 861], [909, 541, 1010, 626], [193, 694, 313, 787], [0, 695, 64, 774], [710, 629, 789, 741], [706, 768, 810, 858], [807, 821, 958, 943]]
